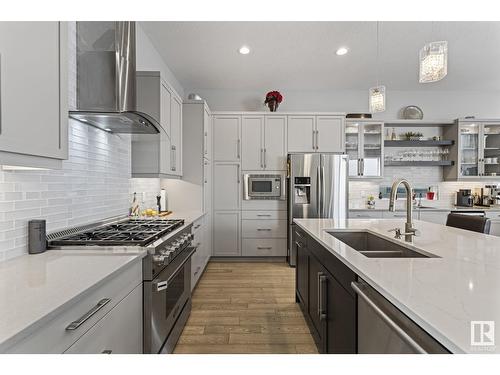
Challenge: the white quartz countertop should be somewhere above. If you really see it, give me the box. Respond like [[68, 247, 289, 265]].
[[294, 218, 500, 353], [0, 249, 146, 349], [165, 210, 205, 223]]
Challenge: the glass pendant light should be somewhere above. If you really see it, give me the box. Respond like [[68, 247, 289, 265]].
[[369, 22, 386, 113], [419, 40, 448, 83], [369, 85, 386, 113]]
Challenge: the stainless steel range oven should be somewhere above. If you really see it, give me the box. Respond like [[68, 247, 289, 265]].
[[48, 217, 195, 354], [243, 173, 286, 200], [142, 225, 195, 354]]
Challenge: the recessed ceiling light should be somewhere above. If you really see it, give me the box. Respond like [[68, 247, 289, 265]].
[[239, 46, 250, 55], [336, 47, 349, 56]]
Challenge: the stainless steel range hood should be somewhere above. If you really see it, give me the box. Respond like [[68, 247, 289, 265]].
[[69, 21, 159, 134]]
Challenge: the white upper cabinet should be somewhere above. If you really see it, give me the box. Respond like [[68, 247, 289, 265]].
[[242, 116, 264, 170], [264, 116, 287, 170], [213, 115, 241, 162], [287, 116, 315, 152], [133, 71, 181, 178], [170, 94, 182, 176], [287, 115, 345, 153], [316, 116, 345, 153], [241, 115, 287, 171], [0, 22, 68, 169]]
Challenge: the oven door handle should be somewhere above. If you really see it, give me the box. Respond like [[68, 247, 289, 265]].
[[153, 247, 196, 292]]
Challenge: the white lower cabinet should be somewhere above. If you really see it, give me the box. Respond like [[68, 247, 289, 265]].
[[242, 238, 287, 257], [65, 284, 142, 354], [191, 216, 211, 289], [240, 210, 287, 257], [213, 211, 241, 256], [382, 211, 418, 220], [242, 219, 286, 238], [485, 211, 500, 236], [3, 261, 142, 354]]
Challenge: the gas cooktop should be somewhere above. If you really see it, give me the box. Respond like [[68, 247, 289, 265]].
[[49, 218, 185, 247]]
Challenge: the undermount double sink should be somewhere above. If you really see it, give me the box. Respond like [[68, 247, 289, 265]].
[[327, 231, 438, 258]]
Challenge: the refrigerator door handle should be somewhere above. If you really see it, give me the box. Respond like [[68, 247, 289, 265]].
[[316, 165, 321, 217], [321, 165, 326, 218]]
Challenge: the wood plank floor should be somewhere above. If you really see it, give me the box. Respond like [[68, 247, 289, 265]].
[[174, 261, 318, 354]]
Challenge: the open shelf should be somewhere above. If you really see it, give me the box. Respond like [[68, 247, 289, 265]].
[[385, 161, 455, 167], [384, 119, 454, 127], [384, 140, 454, 147]]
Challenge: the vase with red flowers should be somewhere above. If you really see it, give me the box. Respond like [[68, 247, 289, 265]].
[[264, 91, 283, 112]]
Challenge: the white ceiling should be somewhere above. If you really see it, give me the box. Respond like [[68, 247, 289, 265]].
[[140, 21, 500, 92]]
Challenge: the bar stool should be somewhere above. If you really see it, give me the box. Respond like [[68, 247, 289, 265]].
[[445, 213, 491, 234]]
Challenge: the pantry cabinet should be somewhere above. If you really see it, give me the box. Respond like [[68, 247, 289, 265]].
[[287, 115, 345, 153], [213, 211, 241, 256], [346, 119, 384, 178], [0, 22, 68, 169], [213, 163, 241, 210], [241, 115, 287, 170], [213, 115, 241, 162], [133, 71, 182, 178]]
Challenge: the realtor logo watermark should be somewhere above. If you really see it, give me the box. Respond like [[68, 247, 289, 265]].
[[470, 321, 496, 351]]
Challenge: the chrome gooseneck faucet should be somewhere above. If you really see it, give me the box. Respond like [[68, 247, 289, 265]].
[[389, 179, 419, 242]]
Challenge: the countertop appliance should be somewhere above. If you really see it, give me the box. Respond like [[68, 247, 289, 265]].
[[287, 154, 348, 266], [243, 173, 286, 200], [48, 217, 195, 354], [69, 22, 160, 135], [456, 189, 474, 207], [352, 280, 449, 353]]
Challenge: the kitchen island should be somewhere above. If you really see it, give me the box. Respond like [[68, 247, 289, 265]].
[[294, 218, 500, 354]]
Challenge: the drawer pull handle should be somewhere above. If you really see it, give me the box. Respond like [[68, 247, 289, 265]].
[[295, 231, 304, 238], [194, 224, 201, 230], [295, 241, 303, 248], [102, 350, 112, 354], [257, 214, 272, 217], [66, 298, 111, 331], [257, 228, 272, 231], [257, 246, 272, 250]]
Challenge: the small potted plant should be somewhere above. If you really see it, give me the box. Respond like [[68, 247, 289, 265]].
[[264, 91, 283, 112]]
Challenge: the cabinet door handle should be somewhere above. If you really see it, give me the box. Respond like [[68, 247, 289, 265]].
[[360, 158, 364, 176], [171, 145, 176, 171], [257, 246, 272, 250], [194, 224, 201, 230], [102, 350, 112, 354], [315, 130, 319, 150], [66, 298, 111, 331], [295, 240, 303, 248], [263, 148, 267, 169], [317, 272, 327, 321], [237, 139, 241, 159], [260, 148, 264, 169], [237, 164, 240, 184]]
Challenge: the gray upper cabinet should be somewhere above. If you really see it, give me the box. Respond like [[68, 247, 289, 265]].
[[132, 71, 183, 178], [0, 22, 68, 169]]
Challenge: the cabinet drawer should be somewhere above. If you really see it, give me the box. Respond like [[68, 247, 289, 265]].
[[242, 239, 287, 257], [4, 261, 142, 353], [348, 211, 383, 219], [242, 210, 286, 220], [64, 284, 142, 354], [242, 219, 286, 238]]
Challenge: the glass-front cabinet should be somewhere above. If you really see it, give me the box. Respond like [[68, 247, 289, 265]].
[[346, 120, 383, 178], [457, 120, 500, 179]]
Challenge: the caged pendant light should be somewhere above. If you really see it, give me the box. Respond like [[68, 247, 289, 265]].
[[419, 40, 448, 83], [369, 22, 386, 113]]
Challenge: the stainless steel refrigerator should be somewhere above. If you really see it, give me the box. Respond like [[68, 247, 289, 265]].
[[287, 153, 348, 266]]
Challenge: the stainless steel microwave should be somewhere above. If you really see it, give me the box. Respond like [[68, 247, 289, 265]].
[[243, 173, 286, 200]]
